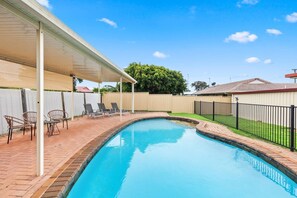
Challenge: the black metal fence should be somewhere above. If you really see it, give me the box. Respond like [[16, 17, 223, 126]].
[[194, 101, 296, 152]]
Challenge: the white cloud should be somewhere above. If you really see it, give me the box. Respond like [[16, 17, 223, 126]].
[[266, 29, 282, 35], [264, 59, 272, 64], [97, 18, 118, 28], [246, 57, 260, 63], [153, 51, 167, 59], [36, 0, 51, 9], [225, 31, 258, 43], [237, 0, 259, 7], [286, 12, 297, 23]]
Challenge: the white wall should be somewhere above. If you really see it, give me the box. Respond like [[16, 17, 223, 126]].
[[0, 89, 23, 135], [232, 92, 294, 126], [86, 93, 100, 111], [232, 92, 297, 106], [0, 89, 100, 135]]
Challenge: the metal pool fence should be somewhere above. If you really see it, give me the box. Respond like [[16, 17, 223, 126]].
[[194, 101, 296, 152]]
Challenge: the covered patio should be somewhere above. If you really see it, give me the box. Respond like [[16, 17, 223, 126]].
[[0, 0, 136, 180], [0, 112, 167, 197]]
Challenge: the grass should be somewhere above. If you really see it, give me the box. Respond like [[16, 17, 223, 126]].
[[169, 113, 295, 149], [169, 113, 256, 138]]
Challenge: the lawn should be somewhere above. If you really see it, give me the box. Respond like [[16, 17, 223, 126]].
[[169, 113, 295, 149]]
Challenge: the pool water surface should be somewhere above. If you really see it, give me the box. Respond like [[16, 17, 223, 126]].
[[68, 119, 297, 198]]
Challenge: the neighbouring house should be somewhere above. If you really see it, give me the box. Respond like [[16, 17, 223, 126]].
[[194, 78, 297, 106], [194, 78, 297, 96], [76, 86, 93, 93]]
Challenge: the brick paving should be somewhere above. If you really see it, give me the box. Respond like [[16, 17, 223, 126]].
[[0, 112, 167, 197]]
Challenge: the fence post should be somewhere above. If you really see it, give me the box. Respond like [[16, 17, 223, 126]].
[[61, 92, 66, 117], [290, 105, 295, 152], [200, 101, 202, 115], [236, 101, 239, 130], [194, 101, 197, 114], [21, 89, 28, 113], [83, 93, 86, 106], [212, 101, 215, 121]]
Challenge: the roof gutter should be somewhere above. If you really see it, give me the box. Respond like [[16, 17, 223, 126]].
[[232, 88, 297, 95]]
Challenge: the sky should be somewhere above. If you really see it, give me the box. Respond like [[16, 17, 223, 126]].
[[37, 0, 297, 90]]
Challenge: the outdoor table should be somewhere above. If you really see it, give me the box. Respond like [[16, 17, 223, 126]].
[[44, 120, 60, 136]]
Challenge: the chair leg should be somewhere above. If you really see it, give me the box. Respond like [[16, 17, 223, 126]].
[[10, 128, 13, 140], [55, 124, 60, 133], [23, 127, 25, 135], [66, 120, 68, 129], [7, 128, 11, 144], [34, 124, 36, 136], [30, 126, 33, 141]]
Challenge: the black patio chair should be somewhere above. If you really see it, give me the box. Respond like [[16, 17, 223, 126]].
[[84, 104, 104, 118], [98, 103, 116, 115], [111, 102, 129, 114]]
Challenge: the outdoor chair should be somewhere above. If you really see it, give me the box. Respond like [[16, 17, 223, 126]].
[[84, 104, 104, 118], [48, 110, 70, 129], [4, 115, 33, 144], [23, 111, 38, 137], [111, 102, 129, 114], [23, 111, 56, 136], [97, 103, 117, 115]]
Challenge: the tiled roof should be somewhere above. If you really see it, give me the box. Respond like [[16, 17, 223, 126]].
[[194, 78, 297, 95], [76, 86, 93, 93]]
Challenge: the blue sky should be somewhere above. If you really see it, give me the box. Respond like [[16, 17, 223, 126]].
[[38, 0, 297, 90]]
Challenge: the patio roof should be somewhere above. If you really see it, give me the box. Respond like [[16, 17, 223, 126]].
[[0, 0, 136, 176], [0, 0, 136, 84]]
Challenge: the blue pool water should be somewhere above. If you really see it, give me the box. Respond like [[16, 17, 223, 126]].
[[68, 119, 297, 198]]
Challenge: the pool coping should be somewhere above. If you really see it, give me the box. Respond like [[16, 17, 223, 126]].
[[33, 116, 297, 197], [192, 117, 297, 184]]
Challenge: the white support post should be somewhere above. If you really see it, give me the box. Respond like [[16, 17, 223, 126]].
[[132, 83, 135, 113], [120, 77, 123, 120], [71, 91, 74, 120], [98, 83, 101, 103], [36, 22, 44, 176]]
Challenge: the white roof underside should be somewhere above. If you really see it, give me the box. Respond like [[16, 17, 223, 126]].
[[0, 0, 136, 83]]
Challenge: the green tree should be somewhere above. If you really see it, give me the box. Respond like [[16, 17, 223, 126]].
[[73, 77, 83, 91], [93, 85, 118, 94], [121, 62, 187, 94], [191, 81, 209, 91]]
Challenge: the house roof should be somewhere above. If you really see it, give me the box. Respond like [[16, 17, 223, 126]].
[[195, 78, 269, 95], [195, 78, 297, 95], [76, 86, 93, 93]]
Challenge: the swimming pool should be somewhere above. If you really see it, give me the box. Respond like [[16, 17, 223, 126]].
[[67, 119, 297, 198]]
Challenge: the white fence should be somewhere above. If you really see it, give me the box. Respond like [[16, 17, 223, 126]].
[[0, 89, 100, 135]]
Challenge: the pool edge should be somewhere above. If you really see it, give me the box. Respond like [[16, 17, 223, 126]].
[[34, 116, 168, 198], [191, 117, 297, 184], [34, 116, 297, 197]]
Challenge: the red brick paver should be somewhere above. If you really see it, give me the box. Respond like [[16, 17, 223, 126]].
[[0, 112, 167, 197]]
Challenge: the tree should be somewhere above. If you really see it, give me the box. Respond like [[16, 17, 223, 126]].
[[93, 85, 118, 94], [73, 77, 83, 91], [211, 82, 216, 87], [121, 62, 187, 94], [191, 81, 209, 91]]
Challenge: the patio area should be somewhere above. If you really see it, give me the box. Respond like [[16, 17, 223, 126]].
[[0, 112, 167, 197]]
